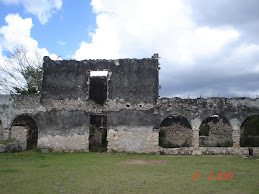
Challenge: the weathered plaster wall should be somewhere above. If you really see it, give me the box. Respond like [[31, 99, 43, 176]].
[[36, 110, 89, 152], [107, 109, 158, 153], [107, 127, 159, 153]]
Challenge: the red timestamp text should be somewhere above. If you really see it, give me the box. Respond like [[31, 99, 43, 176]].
[[193, 173, 234, 180]]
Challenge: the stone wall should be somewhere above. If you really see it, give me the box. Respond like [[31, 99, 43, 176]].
[[10, 126, 28, 142], [107, 127, 159, 153]]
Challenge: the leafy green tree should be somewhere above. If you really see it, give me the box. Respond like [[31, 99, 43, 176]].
[[0, 45, 43, 94]]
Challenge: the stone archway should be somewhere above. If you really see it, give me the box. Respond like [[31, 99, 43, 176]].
[[199, 115, 232, 147], [240, 115, 259, 147], [159, 115, 192, 148], [11, 115, 38, 150]]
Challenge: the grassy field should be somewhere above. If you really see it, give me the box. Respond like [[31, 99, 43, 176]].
[[0, 151, 258, 193]]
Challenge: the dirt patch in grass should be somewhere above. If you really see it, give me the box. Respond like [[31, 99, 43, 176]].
[[3, 164, 16, 167], [120, 158, 166, 165]]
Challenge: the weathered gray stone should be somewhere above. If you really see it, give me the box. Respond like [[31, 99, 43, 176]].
[[0, 54, 258, 154], [4, 141, 27, 153], [41, 148, 50, 153]]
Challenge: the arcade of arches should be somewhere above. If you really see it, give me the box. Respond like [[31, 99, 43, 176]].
[[159, 114, 259, 149]]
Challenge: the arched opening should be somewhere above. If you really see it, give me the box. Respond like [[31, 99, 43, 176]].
[[199, 115, 232, 147], [0, 120, 4, 141], [11, 115, 38, 150], [240, 115, 259, 147], [159, 115, 192, 148]]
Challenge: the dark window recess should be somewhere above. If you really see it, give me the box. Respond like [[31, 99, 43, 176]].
[[199, 124, 209, 136], [89, 76, 107, 105], [89, 115, 107, 152], [240, 115, 259, 147]]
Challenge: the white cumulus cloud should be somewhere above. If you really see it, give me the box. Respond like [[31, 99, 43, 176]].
[[0, 0, 62, 24], [74, 0, 259, 98], [74, 0, 239, 63], [0, 13, 59, 62]]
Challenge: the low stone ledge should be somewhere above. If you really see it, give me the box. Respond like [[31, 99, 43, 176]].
[[159, 147, 193, 155], [159, 147, 252, 155], [240, 147, 259, 155]]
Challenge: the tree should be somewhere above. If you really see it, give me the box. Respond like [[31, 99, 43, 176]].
[[0, 45, 43, 94]]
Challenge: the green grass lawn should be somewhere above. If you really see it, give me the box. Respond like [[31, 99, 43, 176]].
[[0, 151, 258, 193]]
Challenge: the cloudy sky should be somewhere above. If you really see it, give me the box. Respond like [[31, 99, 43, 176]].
[[0, 0, 258, 98]]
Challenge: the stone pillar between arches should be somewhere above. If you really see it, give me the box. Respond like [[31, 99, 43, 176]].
[[230, 118, 241, 147], [191, 118, 202, 148]]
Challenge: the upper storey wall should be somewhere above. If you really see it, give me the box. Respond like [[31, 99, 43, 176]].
[[41, 56, 159, 106]]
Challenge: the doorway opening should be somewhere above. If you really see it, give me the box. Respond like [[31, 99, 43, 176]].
[[89, 114, 107, 152], [11, 115, 38, 150]]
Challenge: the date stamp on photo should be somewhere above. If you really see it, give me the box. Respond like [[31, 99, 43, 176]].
[[193, 173, 234, 180]]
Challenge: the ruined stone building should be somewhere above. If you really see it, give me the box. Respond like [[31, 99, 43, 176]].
[[0, 54, 259, 155]]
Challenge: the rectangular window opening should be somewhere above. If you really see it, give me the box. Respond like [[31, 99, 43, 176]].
[[89, 71, 108, 105]]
